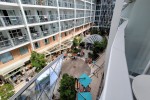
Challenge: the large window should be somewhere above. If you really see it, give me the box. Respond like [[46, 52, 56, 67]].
[[0, 52, 13, 63], [19, 46, 28, 55], [44, 39, 49, 45], [34, 42, 40, 49]]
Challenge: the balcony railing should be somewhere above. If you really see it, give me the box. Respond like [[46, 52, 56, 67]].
[[76, 4, 84, 9], [12, 35, 29, 45], [86, 0, 91, 2], [60, 14, 74, 20], [0, 16, 23, 27], [76, 21, 84, 26], [0, 39, 12, 51], [42, 29, 49, 36], [61, 23, 73, 31], [86, 4, 91, 9], [100, 20, 133, 100], [59, 1, 74, 8], [76, 13, 84, 18], [85, 13, 91, 17], [21, 0, 57, 6], [0, 34, 29, 51], [31, 31, 42, 40], [26, 15, 58, 24], [0, 0, 17, 3]]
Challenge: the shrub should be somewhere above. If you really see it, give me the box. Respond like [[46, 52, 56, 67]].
[[72, 36, 82, 48], [0, 84, 14, 100], [30, 51, 46, 72], [59, 73, 76, 100]]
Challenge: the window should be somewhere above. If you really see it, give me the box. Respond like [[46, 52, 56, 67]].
[[53, 36, 56, 41], [34, 42, 40, 49], [0, 52, 13, 63], [64, 32, 67, 36], [44, 39, 49, 45], [19, 47, 28, 55]]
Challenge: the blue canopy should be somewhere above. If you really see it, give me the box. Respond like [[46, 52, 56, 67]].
[[77, 92, 92, 100], [78, 73, 92, 88]]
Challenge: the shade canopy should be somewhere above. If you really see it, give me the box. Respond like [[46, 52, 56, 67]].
[[82, 34, 102, 44], [77, 92, 92, 100], [79, 73, 92, 88]]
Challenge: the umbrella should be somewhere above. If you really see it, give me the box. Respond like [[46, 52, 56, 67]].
[[77, 92, 92, 100], [78, 73, 92, 88]]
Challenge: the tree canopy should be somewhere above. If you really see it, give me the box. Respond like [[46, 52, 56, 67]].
[[30, 51, 46, 72], [0, 84, 14, 100], [59, 73, 76, 100]]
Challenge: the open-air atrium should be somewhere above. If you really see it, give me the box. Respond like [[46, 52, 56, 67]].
[[1, 0, 150, 100]]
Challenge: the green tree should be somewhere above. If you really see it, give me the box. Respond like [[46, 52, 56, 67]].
[[0, 84, 14, 100], [72, 36, 82, 48], [90, 37, 107, 60], [59, 73, 76, 100], [30, 51, 46, 72]]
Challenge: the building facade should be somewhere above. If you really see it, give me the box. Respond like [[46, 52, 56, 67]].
[[0, 0, 96, 82], [94, 0, 115, 29]]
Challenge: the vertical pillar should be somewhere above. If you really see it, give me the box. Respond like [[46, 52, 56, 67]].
[[56, 0, 62, 51], [17, 0, 35, 50], [73, 0, 76, 38]]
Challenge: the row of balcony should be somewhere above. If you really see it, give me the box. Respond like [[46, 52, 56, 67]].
[[0, 0, 94, 10], [60, 14, 74, 20], [0, 16, 23, 27], [0, 0, 16, 3], [0, 0, 96, 4], [0, 20, 91, 52], [76, 19, 84, 26], [0, 13, 93, 28], [0, 29, 29, 52]]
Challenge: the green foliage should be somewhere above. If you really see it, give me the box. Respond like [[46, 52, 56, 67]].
[[79, 42, 85, 48], [89, 37, 107, 60], [0, 84, 14, 100], [72, 48, 81, 54], [90, 28, 98, 35], [72, 36, 82, 48], [30, 51, 46, 72], [59, 73, 76, 100]]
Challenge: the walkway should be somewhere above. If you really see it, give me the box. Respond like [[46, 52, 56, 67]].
[[90, 53, 105, 100]]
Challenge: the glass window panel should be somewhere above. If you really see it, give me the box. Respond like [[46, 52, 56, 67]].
[[19, 46, 28, 55], [0, 52, 13, 63]]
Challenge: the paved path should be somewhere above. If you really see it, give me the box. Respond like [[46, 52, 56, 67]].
[[61, 57, 91, 78], [53, 57, 91, 99], [90, 53, 105, 100]]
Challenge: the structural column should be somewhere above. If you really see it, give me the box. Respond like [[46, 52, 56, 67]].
[[17, 0, 35, 50], [56, 0, 62, 51]]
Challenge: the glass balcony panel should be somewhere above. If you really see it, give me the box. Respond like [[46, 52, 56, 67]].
[[53, 27, 59, 33], [31, 32, 42, 40], [59, 1, 74, 8], [1, 16, 23, 26], [0, 0, 17, 3], [49, 14, 58, 21], [0, 39, 12, 51], [36, 0, 46, 5], [60, 14, 74, 20], [26, 15, 38, 24], [11, 35, 29, 45], [76, 4, 84, 9], [38, 15, 48, 22], [47, 0, 57, 6], [42, 29, 49, 36], [21, 0, 32, 4]]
